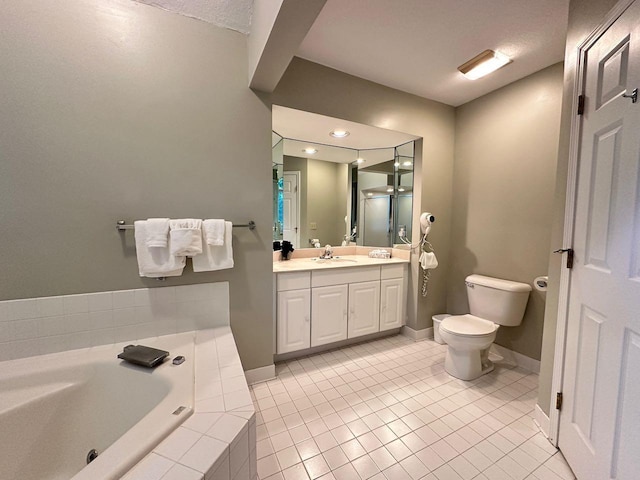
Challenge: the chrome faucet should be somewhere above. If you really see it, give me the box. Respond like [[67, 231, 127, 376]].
[[320, 244, 334, 259]]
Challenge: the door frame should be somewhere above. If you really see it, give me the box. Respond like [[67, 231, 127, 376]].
[[283, 170, 301, 248], [549, 0, 637, 446]]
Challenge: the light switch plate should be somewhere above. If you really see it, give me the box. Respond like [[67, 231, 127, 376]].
[[310, 222, 317, 230]]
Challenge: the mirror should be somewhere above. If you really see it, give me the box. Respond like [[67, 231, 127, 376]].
[[272, 107, 417, 249]]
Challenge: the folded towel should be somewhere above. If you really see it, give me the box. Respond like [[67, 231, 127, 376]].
[[134, 221, 186, 277], [192, 221, 234, 272], [202, 219, 225, 246], [145, 218, 170, 248], [169, 219, 203, 257]]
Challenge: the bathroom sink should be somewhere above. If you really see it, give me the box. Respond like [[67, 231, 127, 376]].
[[312, 256, 358, 264]]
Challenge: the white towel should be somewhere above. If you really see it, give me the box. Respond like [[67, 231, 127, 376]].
[[203, 219, 225, 246], [169, 219, 203, 257], [192, 221, 234, 272], [145, 218, 170, 248], [134, 221, 186, 277]]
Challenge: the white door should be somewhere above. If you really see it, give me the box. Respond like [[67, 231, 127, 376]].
[[348, 281, 380, 338], [311, 285, 348, 347], [282, 172, 300, 248], [380, 278, 404, 331], [277, 289, 310, 354], [559, 2, 640, 478]]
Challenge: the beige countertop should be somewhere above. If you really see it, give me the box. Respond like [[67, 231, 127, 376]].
[[273, 254, 409, 273]]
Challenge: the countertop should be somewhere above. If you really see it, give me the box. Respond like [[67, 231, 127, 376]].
[[273, 254, 409, 273]]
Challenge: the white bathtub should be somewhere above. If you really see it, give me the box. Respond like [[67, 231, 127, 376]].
[[0, 332, 195, 480]]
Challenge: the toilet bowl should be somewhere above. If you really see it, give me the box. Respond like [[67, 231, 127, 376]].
[[439, 315, 499, 380], [438, 274, 531, 381]]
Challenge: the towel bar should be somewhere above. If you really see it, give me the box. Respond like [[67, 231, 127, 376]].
[[116, 220, 256, 231]]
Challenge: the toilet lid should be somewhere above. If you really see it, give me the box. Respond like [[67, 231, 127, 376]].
[[440, 315, 497, 337]]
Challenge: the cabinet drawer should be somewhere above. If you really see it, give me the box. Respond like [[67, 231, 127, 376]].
[[277, 272, 311, 291], [381, 264, 406, 279], [312, 266, 380, 287]]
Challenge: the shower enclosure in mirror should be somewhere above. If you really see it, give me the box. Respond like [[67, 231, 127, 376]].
[[272, 106, 418, 249]]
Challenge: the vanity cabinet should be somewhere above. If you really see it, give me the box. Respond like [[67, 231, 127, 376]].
[[277, 289, 310, 354], [380, 278, 404, 330], [348, 281, 380, 338], [311, 285, 348, 347], [275, 263, 407, 355]]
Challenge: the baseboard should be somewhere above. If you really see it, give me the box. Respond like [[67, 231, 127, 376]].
[[489, 343, 541, 373], [401, 326, 434, 341], [244, 364, 275, 385], [534, 404, 551, 438]]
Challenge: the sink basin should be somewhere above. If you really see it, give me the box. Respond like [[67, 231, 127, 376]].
[[312, 257, 358, 264]]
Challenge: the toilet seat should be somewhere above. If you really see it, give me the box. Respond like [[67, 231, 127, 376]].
[[440, 314, 497, 337]]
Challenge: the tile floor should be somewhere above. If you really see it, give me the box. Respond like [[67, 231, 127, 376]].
[[250, 335, 576, 480]]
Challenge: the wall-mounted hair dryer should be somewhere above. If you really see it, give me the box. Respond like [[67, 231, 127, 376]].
[[420, 212, 435, 235]]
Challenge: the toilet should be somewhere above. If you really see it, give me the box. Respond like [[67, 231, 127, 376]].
[[438, 274, 531, 381]]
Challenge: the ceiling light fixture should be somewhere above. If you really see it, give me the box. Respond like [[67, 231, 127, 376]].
[[330, 130, 350, 138], [398, 187, 405, 192], [394, 162, 400, 168], [357, 158, 365, 164], [367, 192, 373, 196], [303, 147, 318, 154], [458, 49, 512, 80], [386, 187, 394, 193], [402, 161, 412, 166]]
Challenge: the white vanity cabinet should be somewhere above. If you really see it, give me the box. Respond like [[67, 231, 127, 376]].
[[276, 272, 311, 354], [275, 262, 407, 355], [380, 264, 406, 331], [311, 285, 348, 347], [348, 281, 380, 338]]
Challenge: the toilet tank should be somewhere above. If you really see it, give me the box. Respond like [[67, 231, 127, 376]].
[[465, 274, 531, 326]]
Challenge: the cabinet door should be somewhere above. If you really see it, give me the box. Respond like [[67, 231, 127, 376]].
[[311, 285, 348, 347], [380, 278, 404, 331], [277, 289, 310, 354], [348, 281, 381, 338]]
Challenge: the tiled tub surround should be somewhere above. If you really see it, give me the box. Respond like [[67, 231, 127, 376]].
[[0, 282, 230, 362], [0, 282, 257, 480], [251, 335, 575, 480], [124, 327, 257, 480], [0, 332, 195, 480]]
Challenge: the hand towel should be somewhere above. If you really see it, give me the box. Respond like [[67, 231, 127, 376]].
[[145, 218, 170, 248], [134, 221, 186, 277], [192, 221, 234, 272], [420, 251, 438, 270], [169, 219, 203, 257], [203, 219, 225, 246]]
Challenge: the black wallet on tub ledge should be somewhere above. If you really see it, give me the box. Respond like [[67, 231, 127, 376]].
[[117, 344, 169, 368]]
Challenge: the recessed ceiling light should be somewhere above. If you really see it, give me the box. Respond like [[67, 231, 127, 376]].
[[386, 187, 394, 193], [303, 147, 318, 154], [394, 162, 400, 168], [367, 192, 373, 196], [402, 161, 412, 166], [398, 187, 405, 192], [357, 158, 365, 164], [330, 130, 350, 138], [458, 49, 512, 80]]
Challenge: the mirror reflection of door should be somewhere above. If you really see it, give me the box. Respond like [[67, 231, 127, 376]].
[[282, 172, 300, 248]]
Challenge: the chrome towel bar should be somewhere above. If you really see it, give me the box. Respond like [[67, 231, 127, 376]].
[[116, 220, 256, 231]]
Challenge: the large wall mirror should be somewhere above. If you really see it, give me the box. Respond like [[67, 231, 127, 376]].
[[272, 106, 418, 248]]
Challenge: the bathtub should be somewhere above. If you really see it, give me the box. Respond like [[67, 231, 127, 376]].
[[0, 332, 195, 480]]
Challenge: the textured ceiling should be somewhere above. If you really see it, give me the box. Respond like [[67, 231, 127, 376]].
[[133, 0, 253, 34], [298, 0, 570, 106]]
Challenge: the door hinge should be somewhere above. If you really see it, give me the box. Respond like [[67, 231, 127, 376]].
[[577, 95, 585, 115], [556, 392, 563, 410], [553, 248, 574, 269]]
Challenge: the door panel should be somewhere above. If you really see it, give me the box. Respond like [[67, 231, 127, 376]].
[[559, 2, 640, 478], [311, 285, 348, 347], [277, 290, 310, 354], [348, 281, 380, 338], [380, 278, 403, 331]]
